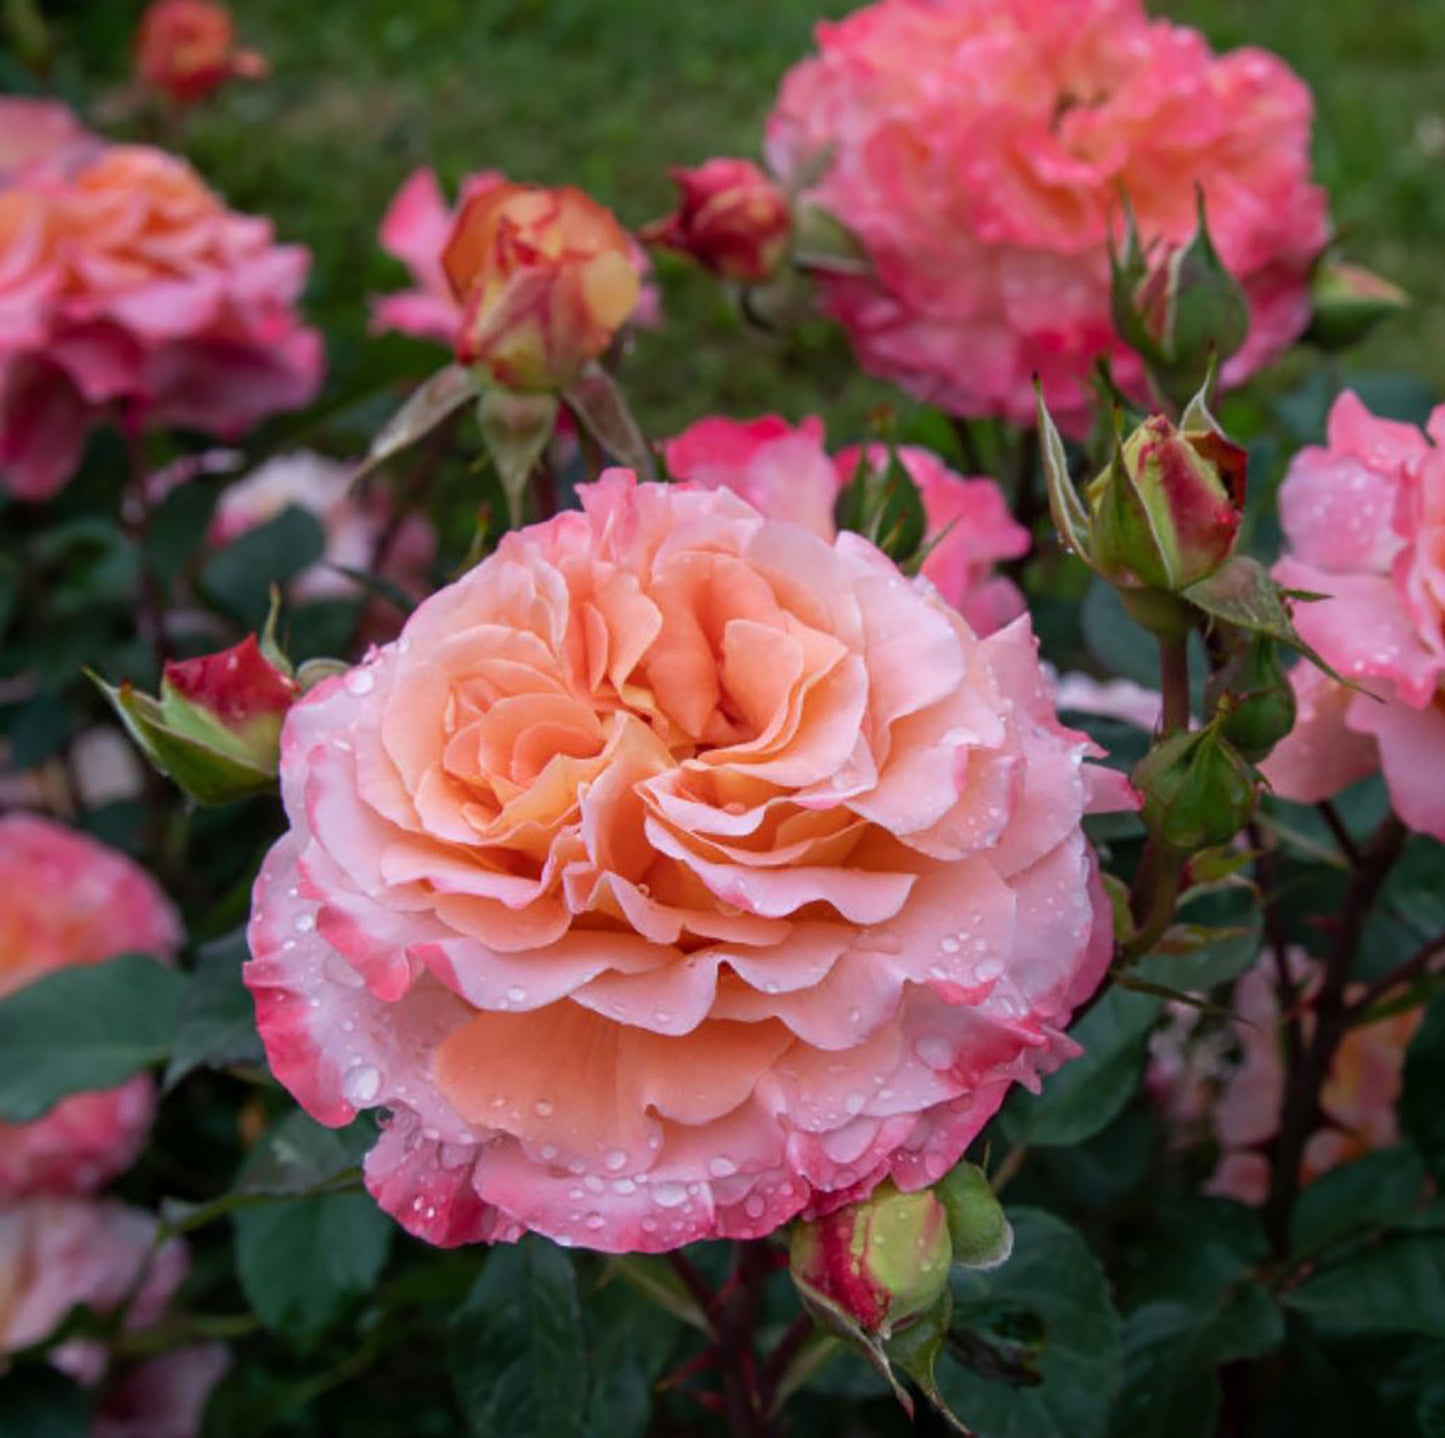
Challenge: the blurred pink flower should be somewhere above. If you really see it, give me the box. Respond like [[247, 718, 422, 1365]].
[[246, 472, 1123, 1253], [0, 143, 323, 502], [210, 450, 436, 605], [1206, 952, 1422, 1204], [664, 414, 1029, 634], [371, 166, 662, 348], [0, 1196, 224, 1437], [134, 0, 268, 107], [1264, 392, 1445, 840], [0, 815, 181, 1200], [766, 0, 1329, 435], [0, 99, 99, 185]]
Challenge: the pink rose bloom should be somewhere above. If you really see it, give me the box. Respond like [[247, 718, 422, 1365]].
[[0, 1196, 224, 1437], [664, 414, 1029, 634], [1263, 392, 1445, 840], [0, 143, 324, 502], [766, 0, 1329, 435], [371, 166, 663, 346], [0, 99, 99, 184], [0, 815, 182, 1199], [1207, 952, 1422, 1204], [247, 472, 1125, 1254], [1051, 671, 1163, 732], [209, 450, 436, 605]]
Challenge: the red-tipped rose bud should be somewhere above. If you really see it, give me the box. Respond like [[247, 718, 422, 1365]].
[[92, 635, 298, 805], [1086, 408, 1246, 596], [442, 184, 641, 392], [790, 1182, 953, 1339], [642, 158, 792, 284], [1305, 259, 1409, 352], [135, 0, 268, 106]]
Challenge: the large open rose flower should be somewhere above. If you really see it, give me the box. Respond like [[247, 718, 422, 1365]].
[[664, 414, 1029, 634], [247, 473, 1123, 1253], [0, 1196, 226, 1437], [1264, 393, 1445, 839], [0, 815, 182, 1198], [766, 0, 1329, 435], [0, 143, 323, 502]]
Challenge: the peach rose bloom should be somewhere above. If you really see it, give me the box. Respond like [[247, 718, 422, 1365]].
[[441, 183, 641, 391], [135, 0, 268, 106], [766, 0, 1329, 435], [247, 473, 1125, 1253], [0, 815, 182, 1199], [664, 414, 1029, 635], [1207, 953, 1423, 1205], [0, 143, 323, 501], [1264, 392, 1445, 840], [0, 1196, 225, 1437]]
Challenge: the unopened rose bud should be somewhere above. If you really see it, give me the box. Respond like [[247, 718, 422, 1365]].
[[934, 1161, 1013, 1271], [441, 184, 641, 393], [1111, 193, 1250, 407], [1132, 715, 1259, 852], [1086, 409, 1246, 595], [642, 158, 792, 284], [790, 1182, 952, 1339], [1305, 259, 1409, 351], [92, 635, 298, 805], [135, 0, 268, 106], [1204, 634, 1297, 762]]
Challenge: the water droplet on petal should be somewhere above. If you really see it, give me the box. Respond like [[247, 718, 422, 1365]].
[[709, 1156, 738, 1178], [345, 668, 376, 696], [605, 1149, 628, 1171], [342, 1064, 381, 1105], [653, 1182, 688, 1209]]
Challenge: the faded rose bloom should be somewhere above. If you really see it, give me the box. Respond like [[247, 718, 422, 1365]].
[[135, 0, 268, 106], [1263, 393, 1445, 839], [210, 451, 436, 605], [0, 815, 182, 1199], [767, 0, 1329, 435], [372, 168, 661, 347], [664, 415, 1029, 635], [247, 473, 1126, 1253], [0, 144, 323, 502], [642, 158, 792, 284], [1207, 953, 1423, 1204], [441, 183, 641, 390], [0, 99, 99, 184], [0, 1196, 224, 1437]]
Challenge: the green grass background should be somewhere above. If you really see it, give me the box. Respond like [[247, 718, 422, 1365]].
[[45, 0, 1445, 439]]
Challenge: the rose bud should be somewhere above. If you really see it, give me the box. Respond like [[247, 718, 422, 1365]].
[[1111, 194, 1250, 408], [1204, 633, 1298, 762], [134, 0, 268, 106], [1132, 713, 1260, 853], [790, 1182, 953, 1340], [1305, 259, 1409, 351], [1086, 411, 1246, 596], [934, 1161, 1013, 1271], [93, 634, 298, 805], [642, 158, 792, 284], [441, 183, 641, 392]]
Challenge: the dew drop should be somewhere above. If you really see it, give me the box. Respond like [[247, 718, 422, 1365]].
[[605, 1149, 628, 1171], [506, 986, 527, 1004], [533, 1100, 554, 1117], [744, 1194, 766, 1219], [342, 1064, 381, 1105], [584, 1212, 606, 1231], [709, 1156, 738, 1178], [939, 935, 961, 955], [653, 1182, 688, 1209], [540, 1144, 559, 1161], [913, 1034, 953, 1070], [345, 668, 376, 696], [294, 912, 316, 934], [613, 1178, 636, 1196]]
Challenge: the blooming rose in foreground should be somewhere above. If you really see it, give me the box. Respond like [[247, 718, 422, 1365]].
[[373, 168, 661, 348], [441, 183, 641, 390], [211, 451, 436, 605], [664, 415, 1029, 635], [0, 1196, 226, 1438], [1205, 954, 1422, 1204], [247, 473, 1124, 1253], [0, 143, 323, 501], [0, 815, 182, 1198], [766, 0, 1329, 434], [1264, 392, 1445, 839], [135, 0, 268, 105], [642, 158, 792, 284]]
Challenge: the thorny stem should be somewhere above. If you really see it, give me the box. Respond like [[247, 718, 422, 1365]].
[[1317, 799, 1363, 869], [1262, 815, 1407, 1254]]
